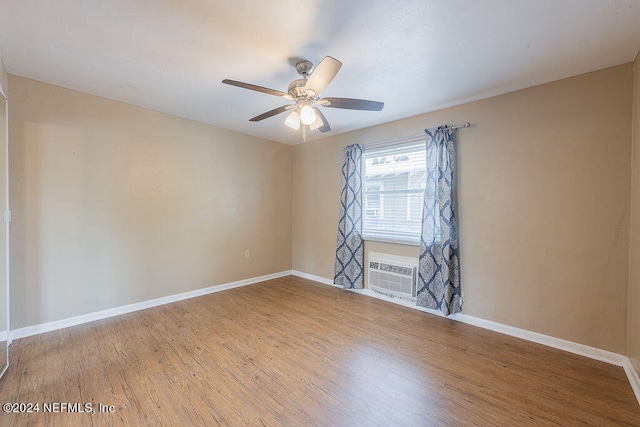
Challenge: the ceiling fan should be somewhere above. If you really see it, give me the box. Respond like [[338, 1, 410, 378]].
[[222, 56, 384, 135]]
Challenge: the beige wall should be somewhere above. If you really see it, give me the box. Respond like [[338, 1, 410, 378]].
[[630, 53, 640, 373], [293, 64, 633, 353], [9, 75, 292, 329]]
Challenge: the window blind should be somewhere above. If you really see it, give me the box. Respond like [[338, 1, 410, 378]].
[[362, 141, 426, 245]]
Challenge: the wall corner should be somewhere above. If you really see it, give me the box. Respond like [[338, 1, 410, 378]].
[[0, 53, 7, 98]]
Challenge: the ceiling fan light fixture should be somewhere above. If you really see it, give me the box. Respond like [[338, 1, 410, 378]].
[[299, 105, 316, 125], [309, 109, 323, 130], [285, 111, 300, 130]]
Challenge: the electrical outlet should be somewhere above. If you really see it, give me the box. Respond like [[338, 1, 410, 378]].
[[244, 250, 250, 258]]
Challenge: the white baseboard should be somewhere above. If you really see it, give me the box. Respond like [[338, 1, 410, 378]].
[[10, 270, 291, 341], [449, 313, 627, 367], [290, 270, 640, 406], [291, 270, 339, 287], [624, 359, 640, 403]]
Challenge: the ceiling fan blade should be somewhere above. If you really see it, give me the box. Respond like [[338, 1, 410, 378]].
[[304, 56, 342, 96], [319, 97, 384, 111], [311, 107, 331, 132], [222, 79, 292, 99], [249, 104, 295, 122]]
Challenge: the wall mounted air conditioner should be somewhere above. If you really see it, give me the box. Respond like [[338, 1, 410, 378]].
[[367, 252, 418, 300]]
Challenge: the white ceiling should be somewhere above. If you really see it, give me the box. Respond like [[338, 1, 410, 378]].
[[1, 0, 639, 145]]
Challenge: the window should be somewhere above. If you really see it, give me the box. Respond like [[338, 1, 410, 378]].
[[362, 141, 426, 245]]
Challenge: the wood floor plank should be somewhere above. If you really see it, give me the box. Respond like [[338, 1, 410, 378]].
[[0, 275, 639, 426]]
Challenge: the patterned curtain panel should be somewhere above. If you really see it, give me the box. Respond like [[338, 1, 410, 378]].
[[334, 144, 364, 289], [417, 126, 462, 315]]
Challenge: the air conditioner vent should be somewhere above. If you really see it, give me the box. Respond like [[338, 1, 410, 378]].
[[379, 263, 413, 276]]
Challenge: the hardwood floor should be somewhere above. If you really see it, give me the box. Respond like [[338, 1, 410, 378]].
[[0, 275, 639, 426]]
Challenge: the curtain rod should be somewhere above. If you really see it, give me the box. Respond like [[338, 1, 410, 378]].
[[342, 122, 470, 150]]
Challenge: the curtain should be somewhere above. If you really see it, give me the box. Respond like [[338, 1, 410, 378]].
[[334, 144, 364, 289], [416, 126, 461, 315]]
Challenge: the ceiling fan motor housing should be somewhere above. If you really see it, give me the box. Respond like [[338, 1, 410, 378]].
[[288, 79, 309, 98], [289, 60, 315, 98]]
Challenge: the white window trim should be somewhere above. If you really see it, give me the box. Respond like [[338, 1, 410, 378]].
[[362, 234, 421, 247]]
